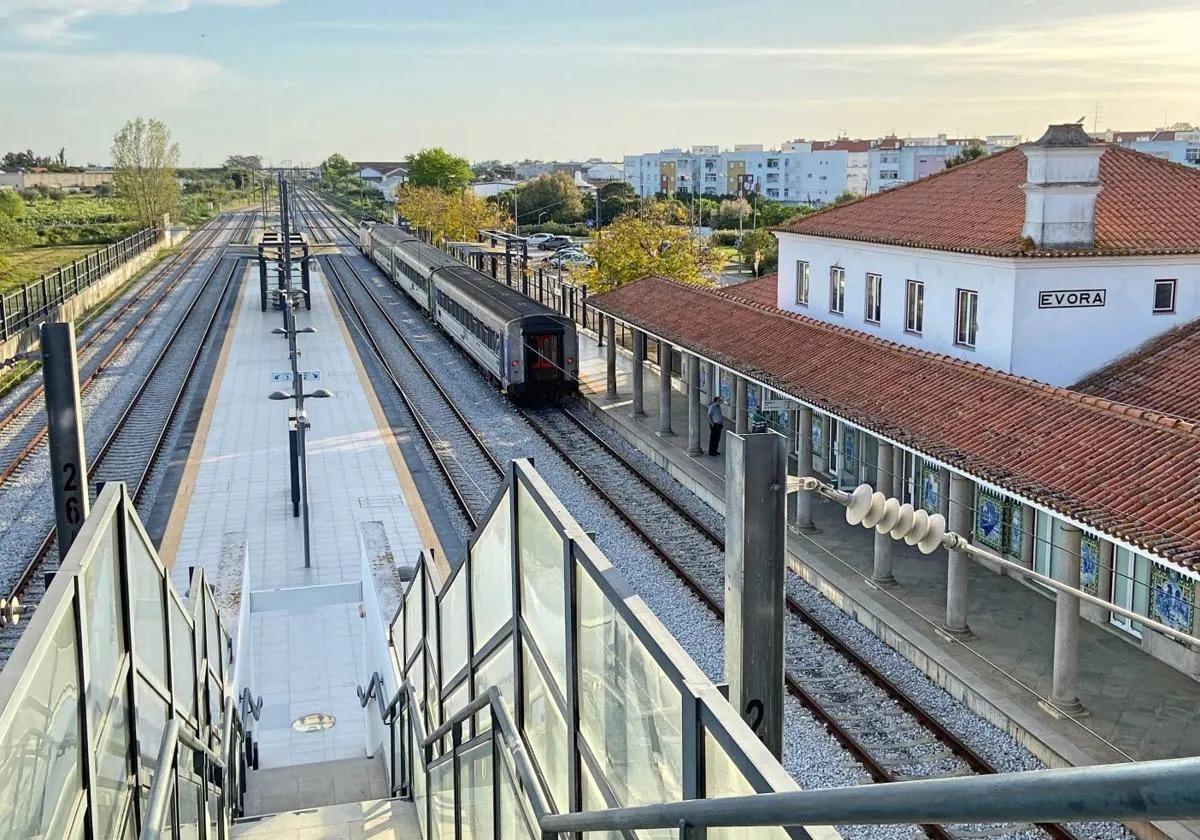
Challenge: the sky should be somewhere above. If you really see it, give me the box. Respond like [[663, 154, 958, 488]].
[[1, 0, 1198, 167]]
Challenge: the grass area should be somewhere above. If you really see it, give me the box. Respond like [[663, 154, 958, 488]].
[[0, 245, 96, 294]]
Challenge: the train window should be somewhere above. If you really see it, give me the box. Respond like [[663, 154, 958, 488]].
[[528, 333, 558, 370]]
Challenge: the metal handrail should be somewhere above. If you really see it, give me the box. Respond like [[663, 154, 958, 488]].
[[541, 756, 1200, 833], [360, 672, 1200, 836], [358, 673, 552, 822], [139, 698, 239, 840]]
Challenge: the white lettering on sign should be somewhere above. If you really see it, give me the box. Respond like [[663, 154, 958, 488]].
[[1037, 289, 1106, 309]]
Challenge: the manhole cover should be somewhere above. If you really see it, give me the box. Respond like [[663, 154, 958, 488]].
[[292, 713, 336, 733]]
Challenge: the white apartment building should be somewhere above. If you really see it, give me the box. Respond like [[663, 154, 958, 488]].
[[774, 124, 1200, 386], [623, 143, 853, 205], [1097, 124, 1200, 169], [625, 134, 1005, 204]]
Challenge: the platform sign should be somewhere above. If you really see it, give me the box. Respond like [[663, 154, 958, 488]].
[[271, 370, 322, 383], [763, 398, 790, 412]]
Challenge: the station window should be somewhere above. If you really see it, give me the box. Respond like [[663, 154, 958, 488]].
[[955, 289, 979, 348], [1153, 279, 1176, 313], [794, 261, 809, 306], [1111, 547, 1150, 637], [829, 266, 845, 314], [905, 279, 924, 334], [864, 273, 882, 324]]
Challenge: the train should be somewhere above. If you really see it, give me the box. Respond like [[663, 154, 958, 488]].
[[358, 222, 578, 402]]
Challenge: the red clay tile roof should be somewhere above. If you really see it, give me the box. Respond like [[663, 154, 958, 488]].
[[593, 275, 1200, 568], [1074, 320, 1200, 422], [721, 274, 777, 307], [777, 145, 1200, 257]]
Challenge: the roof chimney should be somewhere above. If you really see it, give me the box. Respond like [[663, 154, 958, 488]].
[[1021, 123, 1104, 249]]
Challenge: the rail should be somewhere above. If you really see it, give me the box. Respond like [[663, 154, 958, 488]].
[[0, 224, 162, 341]]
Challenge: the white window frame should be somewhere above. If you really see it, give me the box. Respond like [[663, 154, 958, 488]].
[[1153, 278, 1176, 313], [1110, 547, 1150, 637], [829, 266, 846, 314], [905, 279, 924, 334], [955, 288, 979, 348], [864, 273, 882, 324], [795, 261, 810, 305]]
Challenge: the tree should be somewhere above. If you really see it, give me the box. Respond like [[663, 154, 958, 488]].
[[405, 147, 473, 192], [737, 228, 778, 276], [597, 181, 640, 226], [0, 191, 24, 219], [395, 185, 508, 245], [711, 198, 752, 230], [946, 145, 986, 168], [111, 117, 181, 227], [831, 190, 858, 206], [224, 154, 262, 170], [574, 202, 723, 292], [512, 172, 586, 225], [320, 153, 357, 184]]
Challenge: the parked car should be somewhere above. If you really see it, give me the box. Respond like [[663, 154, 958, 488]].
[[523, 232, 554, 249], [548, 250, 595, 268], [541, 235, 575, 251]]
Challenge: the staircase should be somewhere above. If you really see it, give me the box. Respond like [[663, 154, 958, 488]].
[[231, 797, 421, 839]]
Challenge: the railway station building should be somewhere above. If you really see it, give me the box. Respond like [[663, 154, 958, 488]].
[[584, 125, 1200, 771]]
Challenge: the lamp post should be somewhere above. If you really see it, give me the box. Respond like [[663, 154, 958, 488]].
[[270, 288, 326, 569], [269, 378, 332, 569]]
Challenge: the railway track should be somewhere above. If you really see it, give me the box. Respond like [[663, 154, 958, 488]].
[[298, 188, 1091, 840], [320, 252, 502, 528], [0, 243, 243, 663], [0, 214, 233, 488]]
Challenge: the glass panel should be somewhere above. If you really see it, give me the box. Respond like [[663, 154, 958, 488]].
[[84, 519, 125, 730], [471, 489, 513, 649], [460, 740, 493, 840], [473, 639, 514, 733], [430, 760, 454, 840], [580, 761, 622, 840], [576, 564, 682, 822], [440, 572, 469, 684], [177, 776, 202, 840], [425, 573, 440, 685], [521, 645, 568, 810], [128, 516, 168, 684], [135, 678, 169, 806], [170, 599, 196, 720], [498, 760, 535, 840], [704, 724, 789, 840], [425, 654, 441, 738], [0, 608, 82, 840], [404, 576, 423, 664], [413, 734, 428, 839], [408, 649, 426, 722], [94, 689, 132, 840], [204, 594, 222, 685], [517, 481, 566, 690], [443, 680, 470, 733]]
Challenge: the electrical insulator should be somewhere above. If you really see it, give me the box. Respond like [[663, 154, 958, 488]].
[[843, 484, 948, 555]]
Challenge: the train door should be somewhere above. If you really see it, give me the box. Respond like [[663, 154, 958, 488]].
[[524, 332, 562, 393]]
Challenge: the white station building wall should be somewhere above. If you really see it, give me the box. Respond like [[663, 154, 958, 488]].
[[776, 232, 1200, 386]]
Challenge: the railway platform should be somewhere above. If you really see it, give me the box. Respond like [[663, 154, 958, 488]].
[[158, 258, 435, 812], [574, 326, 1200, 786]]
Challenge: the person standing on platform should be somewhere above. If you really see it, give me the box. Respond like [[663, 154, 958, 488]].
[[707, 397, 724, 456]]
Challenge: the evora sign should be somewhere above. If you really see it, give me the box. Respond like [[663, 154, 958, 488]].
[[1038, 288, 1106, 309]]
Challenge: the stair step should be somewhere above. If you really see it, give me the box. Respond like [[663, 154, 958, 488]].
[[232, 797, 420, 838]]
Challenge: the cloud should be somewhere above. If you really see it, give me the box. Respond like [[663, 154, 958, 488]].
[[0, 50, 225, 105], [579, 6, 1200, 74], [0, 0, 279, 41]]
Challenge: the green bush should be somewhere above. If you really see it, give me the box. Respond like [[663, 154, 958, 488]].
[[709, 229, 740, 246], [0, 213, 37, 247]]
